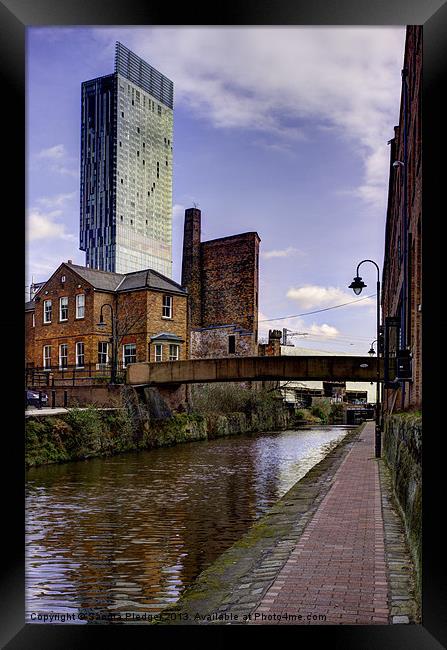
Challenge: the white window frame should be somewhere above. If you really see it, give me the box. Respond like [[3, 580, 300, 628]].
[[59, 343, 68, 369], [97, 341, 109, 369], [43, 300, 52, 324], [169, 344, 180, 361], [75, 293, 85, 319], [162, 295, 173, 319], [123, 343, 136, 367], [32, 313, 35, 328], [43, 345, 51, 370], [76, 341, 85, 368], [59, 296, 68, 322], [154, 343, 163, 362]]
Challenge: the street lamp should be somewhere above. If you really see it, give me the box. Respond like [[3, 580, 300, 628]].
[[349, 259, 382, 458], [368, 340, 377, 357], [97, 303, 118, 384]]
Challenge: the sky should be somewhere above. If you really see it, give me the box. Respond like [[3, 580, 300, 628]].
[[26, 26, 406, 355]]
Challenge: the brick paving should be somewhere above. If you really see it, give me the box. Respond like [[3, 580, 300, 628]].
[[251, 422, 389, 625]]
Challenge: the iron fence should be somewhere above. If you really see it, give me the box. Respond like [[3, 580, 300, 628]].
[[25, 363, 126, 388]]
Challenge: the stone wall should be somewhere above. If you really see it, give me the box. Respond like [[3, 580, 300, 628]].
[[25, 405, 294, 469], [383, 412, 422, 593], [190, 325, 256, 359]]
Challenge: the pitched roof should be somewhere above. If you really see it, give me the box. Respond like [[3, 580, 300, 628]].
[[66, 263, 186, 294], [150, 332, 184, 342], [116, 268, 185, 294], [25, 300, 35, 312], [67, 264, 124, 291]]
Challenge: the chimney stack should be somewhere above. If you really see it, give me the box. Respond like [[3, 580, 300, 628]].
[[181, 207, 202, 327]]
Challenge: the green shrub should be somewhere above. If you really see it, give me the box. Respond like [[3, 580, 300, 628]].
[[63, 406, 105, 457], [310, 402, 331, 424]]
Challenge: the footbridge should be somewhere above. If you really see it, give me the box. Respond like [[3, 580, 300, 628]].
[[126, 356, 384, 386]]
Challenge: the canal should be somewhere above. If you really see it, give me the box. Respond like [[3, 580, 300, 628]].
[[26, 425, 353, 621]]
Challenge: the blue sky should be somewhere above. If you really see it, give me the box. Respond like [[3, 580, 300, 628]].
[[26, 26, 406, 354]]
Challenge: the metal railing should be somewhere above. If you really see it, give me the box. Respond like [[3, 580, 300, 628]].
[[25, 363, 126, 388]]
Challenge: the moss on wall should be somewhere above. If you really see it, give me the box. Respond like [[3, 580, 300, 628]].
[[383, 412, 422, 598], [25, 405, 294, 469]]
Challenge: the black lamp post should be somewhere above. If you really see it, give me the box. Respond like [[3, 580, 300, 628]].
[[97, 303, 118, 384], [349, 259, 382, 458], [368, 340, 378, 357]]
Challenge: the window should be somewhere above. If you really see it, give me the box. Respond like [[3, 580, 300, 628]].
[[76, 294, 85, 319], [43, 300, 52, 324], [229, 335, 236, 354], [169, 344, 179, 361], [162, 295, 172, 318], [154, 344, 163, 362], [61, 275, 66, 283], [97, 341, 109, 367], [76, 342, 85, 368], [59, 343, 68, 369], [123, 343, 136, 367], [32, 313, 35, 328], [59, 297, 68, 321], [43, 345, 51, 370]]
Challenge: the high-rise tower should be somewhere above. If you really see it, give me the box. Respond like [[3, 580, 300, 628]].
[[80, 42, 173, 276]]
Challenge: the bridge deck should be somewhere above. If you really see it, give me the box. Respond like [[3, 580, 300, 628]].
[[126, 356, 384, 385]]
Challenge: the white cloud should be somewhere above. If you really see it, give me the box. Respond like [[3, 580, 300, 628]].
[[93, 26, 404, 211], [34, 144, 78, 177], [37, 144, 66, 159], [262, 246, 301, 259], [308, 323, 339, 338], [27, 208, 76, 242], [172, 203, 186, 219], [286, 284, 374, 310], [36, 192, 76, 209]]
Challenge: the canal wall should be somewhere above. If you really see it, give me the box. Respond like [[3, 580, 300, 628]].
[[25, 406, 294, 469], [383, 412, 422, 596]]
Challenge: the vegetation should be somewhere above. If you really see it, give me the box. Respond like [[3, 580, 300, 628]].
[[296, 401, 344, 425], [189, 383, 280, 419]]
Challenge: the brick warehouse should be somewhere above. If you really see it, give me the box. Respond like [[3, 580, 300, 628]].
[[181, 207, 260, 359], [25, 261, 188, 386], [382, 25, 422, 412]]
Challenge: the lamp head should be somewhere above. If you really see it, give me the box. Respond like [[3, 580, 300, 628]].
[[349, 276, 366, 295], [368, 346, 376, 356]]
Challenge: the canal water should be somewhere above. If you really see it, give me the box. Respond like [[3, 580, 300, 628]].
[[26, 426, 353, 621]]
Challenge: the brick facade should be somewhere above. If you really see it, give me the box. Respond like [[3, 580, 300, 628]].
[[181, 208, 260, 359], [382, 26, 422, 412], [25, 261, 187, 383]]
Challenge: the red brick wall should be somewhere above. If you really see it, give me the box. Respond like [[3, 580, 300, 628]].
[[25, 310, 35, 366], [181, 209, 260, 348], [29, 263, 188, 372], [382, 26, 422, 411], [201, 233, 260, 336]]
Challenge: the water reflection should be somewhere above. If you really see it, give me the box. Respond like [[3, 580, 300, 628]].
[[26, 426, 352, 621]]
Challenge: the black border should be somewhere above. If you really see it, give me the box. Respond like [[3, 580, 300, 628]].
[[2, 0, 446, 647]]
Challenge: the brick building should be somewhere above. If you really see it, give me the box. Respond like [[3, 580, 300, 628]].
[[25, 260, 187, 382], [181, 207, 260, 358], [382, 25, 422, 412]]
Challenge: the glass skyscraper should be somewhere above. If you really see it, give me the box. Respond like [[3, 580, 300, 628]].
[[80, 42, 173, 276]]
